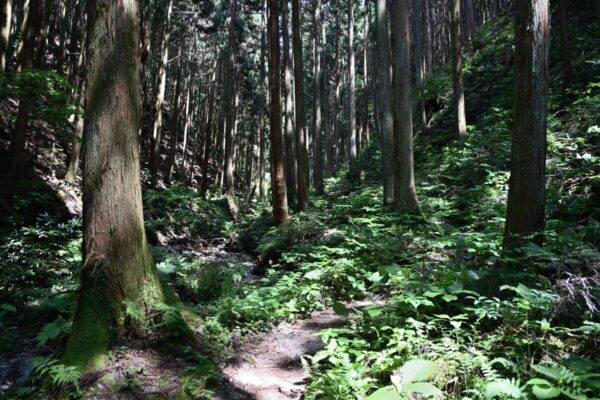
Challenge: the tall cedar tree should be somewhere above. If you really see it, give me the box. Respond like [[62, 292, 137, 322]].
[[504, 0, 550, 249], [451, 0, 467, 140], [0, 0, 11, 76], [63, 0, 187, 371], [312, 0, 324, 194], [292, 0, 308, 211], [347, 0, 358, 184], [390, 0, 419, 212], [268, 0, 289, 224], [375, 0, 394, 205], [282, 0, 296, 204]]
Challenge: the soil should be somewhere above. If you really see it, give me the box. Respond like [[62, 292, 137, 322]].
[[214, 300, 381, 400]]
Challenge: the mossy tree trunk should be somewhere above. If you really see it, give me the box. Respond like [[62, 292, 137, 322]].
[[63, 0, 181, 372]]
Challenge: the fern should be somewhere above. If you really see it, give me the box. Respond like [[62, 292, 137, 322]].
[[485, 378, 525, 399], [36, 317, 71, 347], [30, 357, 81, 391], [123, 300, 145, 323]]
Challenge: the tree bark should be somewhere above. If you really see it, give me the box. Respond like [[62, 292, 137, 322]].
[[504, 0, 550, 249], [282, 0, 296, 204], [165, 51, 183, 184], [390, 0, 419, 212], [268, 0, 289, 224], [375, 0, 394, 205], [312, 0, 324, 194], [63, 0, 185, 371], [65, 83, 85, 184], [347, 0, 358, 184], [223, 0, 239, 218], [451, 0, 468, 141], [149, 0, 173, 187], [292, 0, 308, 210], [0, 0, 11, 76], [258, 1, 268, 199], [423, 0, 433, 74], [413, 0, 428, 135], [362, 0, 370, 146]]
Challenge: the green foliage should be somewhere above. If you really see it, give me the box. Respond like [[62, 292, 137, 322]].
[[0, 70, 79, 139], [31, 357, 82, 396], [144, 185, 232, 240]]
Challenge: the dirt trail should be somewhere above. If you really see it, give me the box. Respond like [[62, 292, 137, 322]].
[[214, 300, 380, 400]]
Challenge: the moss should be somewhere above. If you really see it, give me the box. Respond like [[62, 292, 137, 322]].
[[61, 289, 112, 372]]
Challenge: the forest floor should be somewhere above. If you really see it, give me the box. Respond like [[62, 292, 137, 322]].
[[215, 298, 384, 400]]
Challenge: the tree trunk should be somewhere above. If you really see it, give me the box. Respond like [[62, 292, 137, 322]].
[[65, 83, 85, 184], [258, 2, 268, 199], [322, 10, 330, 179], [292, 0, 308, 210], [375, 0, 394, 206], [451, 0, 467, 141], [165, 52, 183, 184], [504, 0, 549, 250], [362, 0, 370, 146], [413, 0, 427, 135], [558, 0, 572, 89], [282, 0, 296, 205], [8, 0, 42, 183], [390, 0, 419, 212], [63, 0, 186, 371], [149, 0, 173, 187], [0, 0, 11, 76], [423, 0, 433, 74], [268, 0, 289, 224], [200, 67, 217, 197], [223, 0, 239, 217], [312, 0, 324, 194], [347, 0, 358, 184]]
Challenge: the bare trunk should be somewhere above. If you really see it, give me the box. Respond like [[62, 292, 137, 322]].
[[0, 0, 11, 76], [451, 0, 467, 140], [292, 0, 308, 210], [165, 53, 183, 184], [258, 2, 268, 199], [375, 0, 394, 205], [65, 84, 85, 184], [390, 0, 419, 212], [362, 0, 370, 146], [282, 0, 296, 204], [312, 0, 324, 194], [347, 0, 358, 184], [268, 0, 289, 224], [423, 0, 433, 74], [413, 0, 427, 135], [149, 0, 173, 187], [504, 0, 550, 249]]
